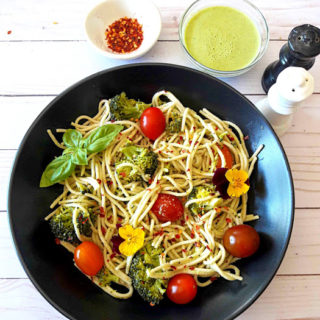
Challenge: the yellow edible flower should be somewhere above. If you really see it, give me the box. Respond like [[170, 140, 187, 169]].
[[226, 168, 250, 198], [118, 224, 145, 256]]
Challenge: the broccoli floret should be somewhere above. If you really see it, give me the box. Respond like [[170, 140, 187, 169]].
[[96, 267, 119, 287], [167, 113, 182, 133], [77, 208, 97, 237], [187, 185, 222, 216], [129, 243, 167, 305], [49, 207, 96, 243], [117, 144, 158, 179], [109, 92, 150, 121], [115, 160, 142, 182]]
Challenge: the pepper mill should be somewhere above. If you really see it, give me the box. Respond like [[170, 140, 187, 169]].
[[262, 24, 320, 93], [257, 67, 314, 136]]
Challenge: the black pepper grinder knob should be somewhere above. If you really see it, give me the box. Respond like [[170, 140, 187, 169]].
[[261, 24, 320, 93]]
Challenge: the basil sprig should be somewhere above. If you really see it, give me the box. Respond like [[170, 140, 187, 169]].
[[40, 124, 123, 188]]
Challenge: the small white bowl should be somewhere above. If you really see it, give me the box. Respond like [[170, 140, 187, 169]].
[[85, 0, 162, 60]]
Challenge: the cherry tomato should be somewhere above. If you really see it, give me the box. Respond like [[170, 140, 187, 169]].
[[223, 224, 260, 258], [151, 193, 184, 222], [74, 241, 104, 276], [216, 145, 233, 169], [140, 107, 166, 140], [167, 274, 197, 304]]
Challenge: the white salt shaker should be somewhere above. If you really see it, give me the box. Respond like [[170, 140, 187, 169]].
[[256, 66, 314, 136]]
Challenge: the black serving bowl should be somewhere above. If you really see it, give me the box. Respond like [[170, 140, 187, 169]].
[[8, 63, 294, 320]]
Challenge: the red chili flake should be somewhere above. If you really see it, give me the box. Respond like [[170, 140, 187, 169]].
[[156, 180, 160, 185], [148, 179, 153, 184], [141, 251, 145, 255], [100, 213, 105, 218], [107, 180, 113, 186], [175, 234, 180, 239], [206, 245, 212, 252], [7, 30, 12, 35], [193, 126, 196, 130], [141, 226, 145, 231], [110, 253, 116, 259], [99, 207, 105, 214], [215, 126, 218, 130], [181, 220, 185, 226], [97, 179, 102, 184], [170, 238, 176, 242], [179, 136, 183, 141], [162, 277, 166, 280], [171, 266, 177, 270], [154, 230, 164, 237], [105, 17, 143, 53], [55, 238, 60, 245], [189, 140, 192, 144], [195, 141, 199, 145], [128, 137, 133, 141], [116, 223, 122, 229], [147, 188, 151, 191], [209, 160, 212, 165], [120, 172, 126, 177], [101, 226, 106, 235], [195, 225, 200, 231], [190, 233, 195, 239], [184, 265, 187, 269], [189, 266, 195, 270], [186, 216, 189, 221], [118, 217, 123, 221], [182, 249, 187, 253], [107, 215, 112, 221], [226, 218, 232, 223], [210, 277, 217, 282], [244, 135, 249, 141], [187, 168, 190, 172]]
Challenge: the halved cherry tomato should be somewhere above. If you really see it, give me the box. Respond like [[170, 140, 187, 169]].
[[151, 193, 184, 222], [223, 224, 260, 258], [216, 145, 233, 169], [74, 241, 104, 276], [140, 107, 166, 140], [167, 274, 197, 304]]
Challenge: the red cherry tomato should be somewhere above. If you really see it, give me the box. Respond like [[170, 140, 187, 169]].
[[74, 241, 104, 276], [140, 107, 166, 140], [223, 224, 260, 258], [167, 274, 197, 304], [151, 193, 184, 222]]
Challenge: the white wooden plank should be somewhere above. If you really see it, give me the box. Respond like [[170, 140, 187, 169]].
[[0, 213, 26, 278], [1, 40, 320, 95], [1, 0, 319, 41], [0, 276, 319, 320], [1, 97, 320, 208], [1, 209, 319, 278]]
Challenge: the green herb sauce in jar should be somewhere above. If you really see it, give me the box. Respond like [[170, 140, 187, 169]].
[[184, 6, 261, 71]]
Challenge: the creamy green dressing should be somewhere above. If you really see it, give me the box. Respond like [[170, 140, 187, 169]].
[[184, 6, 261, 71]]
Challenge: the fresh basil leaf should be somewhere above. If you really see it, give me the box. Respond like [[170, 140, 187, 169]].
[[84, 124, 123, 154], [63, 147, 88, 165], [40, 154, 76, 188], [63, 129, 82, 148]]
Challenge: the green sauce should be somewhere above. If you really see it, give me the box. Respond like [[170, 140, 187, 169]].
[[184, 6, 261, 71]]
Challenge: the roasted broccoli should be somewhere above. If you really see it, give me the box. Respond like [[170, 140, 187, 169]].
[[49, 207, 96, 243], [96, 267, 119, 287], [129, 243, 167, 305], [116, 144, 158, 181], [187, 185, 222, 216], [109, 92, 150, 121], [167, 113, 182, 133]]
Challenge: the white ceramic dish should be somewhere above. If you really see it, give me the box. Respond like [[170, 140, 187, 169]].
[[85, 0, 162, 60]]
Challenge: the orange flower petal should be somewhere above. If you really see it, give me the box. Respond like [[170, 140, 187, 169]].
[[225, 168, 248, 183], [227, 181, 250, 197]]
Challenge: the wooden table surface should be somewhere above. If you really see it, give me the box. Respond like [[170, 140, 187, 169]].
[[1, 0, 320, 319]]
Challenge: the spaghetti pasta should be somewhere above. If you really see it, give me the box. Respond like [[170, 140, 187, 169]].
[[45, 90, 262, 301]]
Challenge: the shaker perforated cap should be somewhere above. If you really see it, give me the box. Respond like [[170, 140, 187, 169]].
[[288, 24, 320, 58]]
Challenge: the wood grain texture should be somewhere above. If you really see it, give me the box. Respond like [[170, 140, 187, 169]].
[[1, 208, 319, 278], [0, 275, 319, 320], [0, 41, 320, 96], [0, 0, 319, 41]]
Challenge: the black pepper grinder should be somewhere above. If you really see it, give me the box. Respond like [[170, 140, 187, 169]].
[[261, 24, 320, 93]]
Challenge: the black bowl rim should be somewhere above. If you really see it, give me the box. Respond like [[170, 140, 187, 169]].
[[7, 62, 295, 320]]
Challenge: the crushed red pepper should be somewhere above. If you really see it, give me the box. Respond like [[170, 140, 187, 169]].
[[105, 17, 143, 53]]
